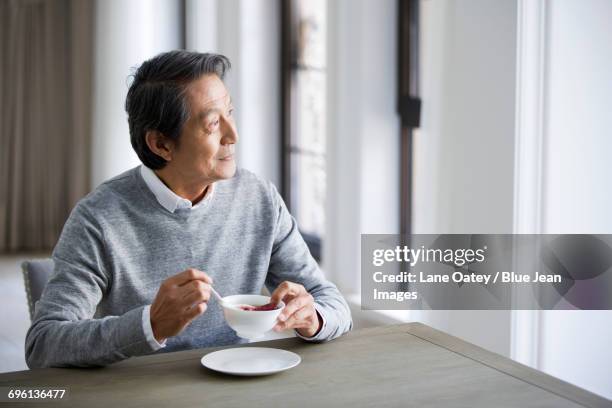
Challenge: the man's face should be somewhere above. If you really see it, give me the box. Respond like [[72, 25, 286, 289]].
[[168, 74, 237, 184]]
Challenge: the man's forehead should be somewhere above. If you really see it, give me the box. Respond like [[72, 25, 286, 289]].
[[186, 75, 231, 107], [197, 91, 231, 109], [188, 92, 232, 121]]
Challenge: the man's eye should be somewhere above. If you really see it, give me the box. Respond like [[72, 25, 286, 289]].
[[228, 108, 234, 117], [204, 121, 218, 134]]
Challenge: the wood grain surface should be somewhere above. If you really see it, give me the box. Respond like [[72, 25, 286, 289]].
[[1, 323, 609, 408]]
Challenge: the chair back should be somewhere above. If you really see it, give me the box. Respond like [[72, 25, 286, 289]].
[[21, 259, 54, 321]]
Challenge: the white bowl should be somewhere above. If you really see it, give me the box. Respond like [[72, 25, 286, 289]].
[[221, 295, 284, 340]]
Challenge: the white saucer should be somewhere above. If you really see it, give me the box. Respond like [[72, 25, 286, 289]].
[[201, 347, 301, 376]]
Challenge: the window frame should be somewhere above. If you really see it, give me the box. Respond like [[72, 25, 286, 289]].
[[280, 0, 325, 261]]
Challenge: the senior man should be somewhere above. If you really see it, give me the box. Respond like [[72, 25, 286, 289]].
[[25, 50, 352, 368]]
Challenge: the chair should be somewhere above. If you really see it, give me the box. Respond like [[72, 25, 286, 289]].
[[21, 259, 54, 321]]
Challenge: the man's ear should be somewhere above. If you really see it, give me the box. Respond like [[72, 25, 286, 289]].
[[145, 130, 174, 162]]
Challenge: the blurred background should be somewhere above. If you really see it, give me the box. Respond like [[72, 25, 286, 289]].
[[1, 0, 611, 399]]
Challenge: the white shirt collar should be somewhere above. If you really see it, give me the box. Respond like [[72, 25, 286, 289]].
[[140, 165, 214, 213]]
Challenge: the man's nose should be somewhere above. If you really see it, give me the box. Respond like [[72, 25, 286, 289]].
[[220, 114, 238, 144]]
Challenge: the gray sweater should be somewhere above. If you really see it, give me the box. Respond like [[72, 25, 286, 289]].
[[25, 167, 352, 368]]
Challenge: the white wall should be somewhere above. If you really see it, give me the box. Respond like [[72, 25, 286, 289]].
[[91, 0, 183, 187], [236, 0, 281, 189], [414, 0, 517, 235], [185, 0, 217, 53], [324, 0, 399, 292], [537, 0, 612, 399], [411, 0, 518, 356]]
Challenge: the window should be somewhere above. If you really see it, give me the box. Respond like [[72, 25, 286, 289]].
[[281, 0, 327, 261]]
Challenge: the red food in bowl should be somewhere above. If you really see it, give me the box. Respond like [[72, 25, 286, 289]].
[[238, 302, 278, 311]]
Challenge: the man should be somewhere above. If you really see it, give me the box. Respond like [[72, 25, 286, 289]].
[[25, 50, 352, 368]]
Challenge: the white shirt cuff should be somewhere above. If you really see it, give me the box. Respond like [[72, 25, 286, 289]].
[[295, 302, 327, 341], [142, 305, 167, 351]]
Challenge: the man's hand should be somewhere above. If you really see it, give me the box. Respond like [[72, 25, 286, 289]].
[[270, 281, 322, 338], [150, 268, 212, 343]]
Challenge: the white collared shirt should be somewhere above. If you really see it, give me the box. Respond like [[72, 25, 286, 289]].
[[140, 165, 215, 213]]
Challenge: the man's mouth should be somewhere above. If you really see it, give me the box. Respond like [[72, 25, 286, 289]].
[[218, 154, 234, 161]]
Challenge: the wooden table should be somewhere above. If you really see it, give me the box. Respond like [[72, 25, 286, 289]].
[[0, 323, 609, 407]]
